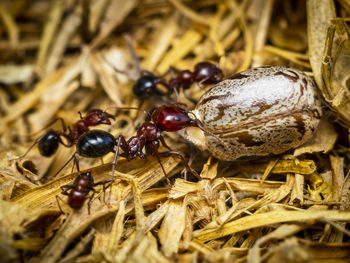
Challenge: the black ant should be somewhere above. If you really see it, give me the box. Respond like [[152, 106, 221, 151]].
[[20, 109, 115, 159], [56, 170, 111, 214], [132, 62, 223, 104]]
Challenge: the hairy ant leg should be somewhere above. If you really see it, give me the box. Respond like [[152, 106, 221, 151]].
[[182, 90, 198, 105], [56, 195, 68, 215], [93, 179, 113, 204], [158, 135, 172, 151], [158, 151, 200, 180], [145, 140, 171, 184], [107, 135, 130, 205], [52, 152, 77, 178]]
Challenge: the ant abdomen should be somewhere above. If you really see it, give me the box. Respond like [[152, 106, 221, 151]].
[[38, 130, 60, 157], [77, 129, 116, 158]]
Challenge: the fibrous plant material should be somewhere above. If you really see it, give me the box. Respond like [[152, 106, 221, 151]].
[[0, 1, 350, 263]]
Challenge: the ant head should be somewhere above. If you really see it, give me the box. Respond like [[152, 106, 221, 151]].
[[133, 75, 158, 98], [194, 62, 223, 84], [79, 170, 94, 184], [84, 109, 115, 126], [152, 105, 198, 132]]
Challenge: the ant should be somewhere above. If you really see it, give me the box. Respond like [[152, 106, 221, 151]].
[[132, 62, 224, 104], [56, 170, 111, 214], [20, 109, 116, 158], [58, 104, 209, 189]]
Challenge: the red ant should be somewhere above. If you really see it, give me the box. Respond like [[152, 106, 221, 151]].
[[133, 62, 223, 104], [56, 170, 111, 214], [58, 104, 209, 189]]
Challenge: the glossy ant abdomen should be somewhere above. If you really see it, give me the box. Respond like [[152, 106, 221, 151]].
[[77, 130, 116, 158]]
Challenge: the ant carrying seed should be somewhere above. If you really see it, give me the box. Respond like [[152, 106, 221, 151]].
[[56, 104, 217, 194], [53, 103, 231, 207], [56, 170, 111, 214]]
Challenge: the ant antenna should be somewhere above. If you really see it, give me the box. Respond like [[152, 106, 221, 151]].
[[123, 34, 142, 76]]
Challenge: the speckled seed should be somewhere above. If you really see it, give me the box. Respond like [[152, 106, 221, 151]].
[[187, 66, 323, 161]]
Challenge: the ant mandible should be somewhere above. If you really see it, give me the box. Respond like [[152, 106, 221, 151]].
[[133, 62, 223, 104], [20, 109, 116, 158], [56, 170, 111, 214]]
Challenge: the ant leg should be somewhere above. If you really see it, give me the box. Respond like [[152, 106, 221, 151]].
[[159, 135, 172, 151], [69, 153, 81, 174], [111, 136, 126, 181], [158, 151, 200, 179], [153, 78, 171, 97], [182, 89, 197, 105], [196, 77, 210, 90], [57, 134, 74, 148], [154, 152, 171, 185], [61, 184, 74, 195], [74, 154, 82, 174], [53, 152, 76, 177], [145, 141, 170, 184], [70, 159, 76, 174], [108, 135, 129, 205], [111, 135, 130, 180], [94, 179, 113, 204], [56, 195, 67, 215], [87, 192, 95, 215], [173, 87, 180, 102]]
